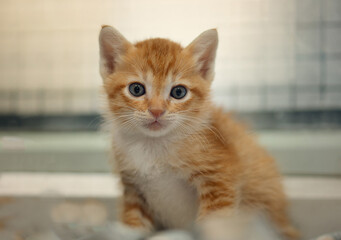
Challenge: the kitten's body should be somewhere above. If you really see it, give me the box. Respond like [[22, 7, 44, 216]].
[[99, 26, 299, 239], [111, 124, 198, 229]]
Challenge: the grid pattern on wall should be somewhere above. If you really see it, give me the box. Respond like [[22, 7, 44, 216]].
[[0, 0, 340, 129], [213, 0, 341, 111]]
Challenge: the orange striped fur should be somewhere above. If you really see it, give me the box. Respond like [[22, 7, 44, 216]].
[[99, 26, 299, 239]]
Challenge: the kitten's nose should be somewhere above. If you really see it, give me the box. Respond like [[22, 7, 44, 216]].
[[149, 108, 165, 119]]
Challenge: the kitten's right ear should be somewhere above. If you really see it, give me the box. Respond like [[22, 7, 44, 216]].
[[184, 29, 218, 82], [99, 25, 132, 80]]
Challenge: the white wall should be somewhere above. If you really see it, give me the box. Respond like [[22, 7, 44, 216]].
[[0, 0, 340, 114]]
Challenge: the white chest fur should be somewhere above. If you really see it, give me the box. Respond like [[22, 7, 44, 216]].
[[137, 167, 198, 229], [117, 135, 198, 229]]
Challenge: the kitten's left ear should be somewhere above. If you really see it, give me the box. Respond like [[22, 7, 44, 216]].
[[185, 29, 218, 81], [99, 25, 132, 80]]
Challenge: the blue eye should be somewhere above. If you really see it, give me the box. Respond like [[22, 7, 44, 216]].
[[170, 85, 187, 99], [129, 83, 145, 97]]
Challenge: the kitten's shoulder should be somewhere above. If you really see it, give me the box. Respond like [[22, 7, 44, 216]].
[[207, 105, 259, 151], [210, 106, 249, 134]]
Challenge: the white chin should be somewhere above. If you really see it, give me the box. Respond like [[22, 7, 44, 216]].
[[141, 125, 171, 137]]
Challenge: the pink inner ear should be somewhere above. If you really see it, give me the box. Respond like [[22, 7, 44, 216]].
[[102, 50, 115, 74], [100, 35, 118, 77], [186, 29, 218, 80], [99, 26, 131, 78], [199, 57, 209, 78], [198, 48, 214, 79]]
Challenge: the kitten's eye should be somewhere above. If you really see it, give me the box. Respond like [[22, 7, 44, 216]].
[[129, 83, 145, 97], [170, 85, 187, 99]]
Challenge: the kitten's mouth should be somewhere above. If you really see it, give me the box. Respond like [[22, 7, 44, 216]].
[[147, 120, 163, 131]]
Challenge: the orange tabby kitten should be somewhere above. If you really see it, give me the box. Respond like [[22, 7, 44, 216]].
[[99, 25, 299, 240]]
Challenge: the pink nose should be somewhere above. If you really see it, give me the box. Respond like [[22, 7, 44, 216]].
[[149, 109, 165, 119]]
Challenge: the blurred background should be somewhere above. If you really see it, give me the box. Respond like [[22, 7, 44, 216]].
[[0, 0, 340, 239]]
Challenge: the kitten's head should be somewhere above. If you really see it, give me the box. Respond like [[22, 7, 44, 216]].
[[99, 26, 218, 138]]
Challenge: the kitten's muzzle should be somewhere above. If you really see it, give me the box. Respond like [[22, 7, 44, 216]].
[[148, 108, 165, 119], [147, 121, 163, 130]]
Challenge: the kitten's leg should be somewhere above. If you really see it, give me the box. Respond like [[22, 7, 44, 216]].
[[109, 178, 154, 240], [193, 176, 243, 240], [120, 181, 154, 235], [193, 177, 284, 240], [190, 174, 239, 220]]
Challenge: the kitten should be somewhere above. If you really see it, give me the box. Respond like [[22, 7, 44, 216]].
[[99, 25, 299, 240]]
